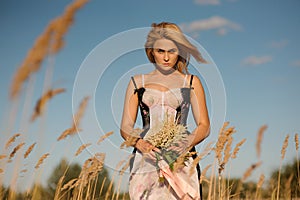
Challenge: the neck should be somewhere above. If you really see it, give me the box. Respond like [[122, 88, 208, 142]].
[[153, 65, 177, 76]]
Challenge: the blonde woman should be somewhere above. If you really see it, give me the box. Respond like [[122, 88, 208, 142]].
[[120, 22, 210, 200]]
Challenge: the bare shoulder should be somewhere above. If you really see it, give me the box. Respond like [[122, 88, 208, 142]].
[[131, 74, 143, 88], [191, 74, 203, 86]]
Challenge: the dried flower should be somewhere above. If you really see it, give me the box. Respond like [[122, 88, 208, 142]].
[[143, 117, 189, 172], [144, 118, 187, 149]]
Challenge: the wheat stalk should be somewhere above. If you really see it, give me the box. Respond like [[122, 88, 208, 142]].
[[5, 133, 21, 149], [295, 133, 299, 151], [8, 142, 25, 160], [231, 138, 246, 159], [75, 143, 92, 156], [242, 161, 262, 182], [31, 88, 65, 121], [10, 0, 89, 99], [200, 164, 212, 184], [277, 134, 290, 200], [35, 153, 50, 169], [57, 96, 90, 141], [24, 142, 37, 159], [256, 125, 267, 159], [295, 133, 300, 200], [281, 134, 289, 160], [97, 131, 114, 144]]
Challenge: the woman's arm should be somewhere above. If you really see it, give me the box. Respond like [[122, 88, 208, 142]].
[[120, 77, 139, 141], [120, 76, 156, 153], [189, 75, 210, 147]]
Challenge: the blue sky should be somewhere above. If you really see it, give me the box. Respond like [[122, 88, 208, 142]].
[[1, 0, 300, 192]]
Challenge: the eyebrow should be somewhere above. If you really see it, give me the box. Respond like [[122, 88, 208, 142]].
[[154, 48, 178, 52]]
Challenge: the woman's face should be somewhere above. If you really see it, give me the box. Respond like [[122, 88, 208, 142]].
[[152, 38, 179, 71]]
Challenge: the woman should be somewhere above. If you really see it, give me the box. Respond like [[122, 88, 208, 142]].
[[120, 22, 210, 199]]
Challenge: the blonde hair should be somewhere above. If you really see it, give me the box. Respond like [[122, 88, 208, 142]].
[[145, 22, 207, 74]]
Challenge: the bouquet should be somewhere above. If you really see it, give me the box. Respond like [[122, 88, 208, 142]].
[[143, 117, 190, 172]]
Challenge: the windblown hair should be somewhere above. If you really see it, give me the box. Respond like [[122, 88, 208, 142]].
[[145, 22, 207, 74]]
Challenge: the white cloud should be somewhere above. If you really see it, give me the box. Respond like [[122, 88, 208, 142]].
[[194, 0, 220, 5], [180, 16, 242, 36], [269, 39, 289, 49], [242, 56, 273, 66], [194, 0, 238, 5]]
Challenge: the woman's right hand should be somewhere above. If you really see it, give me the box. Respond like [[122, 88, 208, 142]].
[[135, 139, 160, 162]]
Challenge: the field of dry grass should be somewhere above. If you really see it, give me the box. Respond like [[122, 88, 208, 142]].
[[0, 0, 299, 199]]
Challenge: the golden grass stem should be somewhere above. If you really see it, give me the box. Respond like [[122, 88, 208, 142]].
[[277, 134, 290, 200], [295, 133, 300, 199], [99, 176, 107, 197], [256, 125, 267, 159]]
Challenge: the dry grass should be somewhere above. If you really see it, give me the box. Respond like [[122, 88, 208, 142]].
[[75, 143, 92, 156], [8, 142, 25, 161], [57, 96, 90, 141], [24, 142, 36, 159], [256, 125, 267, 159], [97, 131, 114, 144], [5, 133, 21, 149], [35, 153, 50, 169], [2, 0, 300, 199], [9, 0, 89, 99], [31, 88, 65, 122]]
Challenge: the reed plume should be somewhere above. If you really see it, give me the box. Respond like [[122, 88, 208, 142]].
[[231, 138, 246, 159], [242, 161, 262, 181], [57, 96, 90, 141], [281, 134, 289, 160], [214, 122, 236, 175], [35, 153, 50, 169], [255, 174, 265, 199], [24, 142, 37, 159], [10, 0, 89, 99], [75, 143, 91, 156], [5, 133, 21, 149], [215, 122, 235, 165], [295, 133, 299, 151], [277, 134, 290, 199], [9, 142, 25, 160], [97, 131, 114, 144], [256, 125, 267, 159], [119, 155, 134, 176], [200, 164, 212, 184], [61, 178, 78, 191], [31, 88, 65, 122]]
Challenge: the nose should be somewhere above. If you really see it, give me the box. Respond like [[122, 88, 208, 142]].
[[164, 52, 169, 62]]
